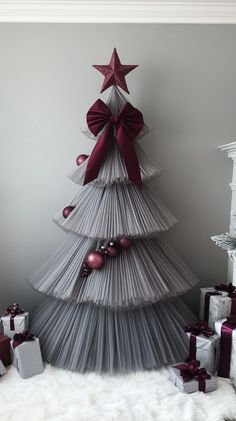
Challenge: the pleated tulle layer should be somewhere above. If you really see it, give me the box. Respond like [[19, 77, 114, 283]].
[[30, 296, 197, 373], [67, 142, 161, 187], [28, 234, 198, 309], [53, 182, 177, 240]]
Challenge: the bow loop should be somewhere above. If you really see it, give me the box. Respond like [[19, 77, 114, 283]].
[[13, 330, 35, 349], [185, 321, 214, 337], [84, 99, 144, 188], [215, 282, 236, 297]]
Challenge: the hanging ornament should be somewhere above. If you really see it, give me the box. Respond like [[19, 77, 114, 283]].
[[76, 154, 88, 166], [62, 206, 75, 219], [86, 251, 104, 269], [119, 237, 132, 248], [80, 238, 132, 277], [105, 242, 118, 257]]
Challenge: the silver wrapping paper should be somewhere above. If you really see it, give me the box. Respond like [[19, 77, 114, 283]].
[[0, 360, 6, 376], [199, 288, 232, 329], [215, 319, 236, 387], [1, 312, 29, 339], [169, 366, 217, 393], [11, 337, 44, 379], [28, 235, 198, 309], [186, 332, 220, 374], [30, 296, 197, 373]]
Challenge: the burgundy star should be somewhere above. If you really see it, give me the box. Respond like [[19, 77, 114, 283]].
[[93, 48, 138, 94]]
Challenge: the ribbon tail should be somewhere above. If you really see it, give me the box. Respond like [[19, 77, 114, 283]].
[[83, 124, 112, 185], [116, 127, 142, 189]]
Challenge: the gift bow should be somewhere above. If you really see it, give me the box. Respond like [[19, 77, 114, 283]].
[[174, 360, 211, 392], [13, 330, 35, 349], [84, 99, 144, 188], [185, 321, 214, 337], [215, 282, 236, 296], [3, 303, 24, 331]]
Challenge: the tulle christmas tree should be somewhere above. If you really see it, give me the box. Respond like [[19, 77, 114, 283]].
[[29, 49, 198, 372]]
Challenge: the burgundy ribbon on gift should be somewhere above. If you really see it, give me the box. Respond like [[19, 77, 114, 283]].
[[12, 330, 35, 349], [218, 315, 236, 378], [204, 283, 236, 322], [84, 99, 144, 188], [174, 360, 211, 392], [215, 283, 236, 315], [185, 321, 214, 361], [3, 303, 24, 331]]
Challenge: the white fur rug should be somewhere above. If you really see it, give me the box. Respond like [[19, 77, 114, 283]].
[[0, 364, 236, 421]]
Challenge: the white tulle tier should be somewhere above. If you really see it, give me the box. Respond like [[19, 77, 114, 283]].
[[31, 296, 197, 373], [28, 234, 198, 309], [53, 183, 177, 240], [68, 142, 161, 187]]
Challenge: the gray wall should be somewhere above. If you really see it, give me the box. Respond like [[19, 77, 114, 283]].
[[0, 24, 234, 315]]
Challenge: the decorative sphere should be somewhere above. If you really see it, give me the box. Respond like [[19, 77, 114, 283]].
[[76, 154, 88, 166], [86, 251, 104, 269], [106, 246, 118, 257], [62, 206, 75, 219], [119, 237, 132, 248]]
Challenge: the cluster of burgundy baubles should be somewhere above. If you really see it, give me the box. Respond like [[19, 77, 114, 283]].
[[62, 48, 137, 277]]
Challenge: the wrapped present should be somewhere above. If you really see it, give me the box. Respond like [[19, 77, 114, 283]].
[[0, 360, 7, 376], [185, 321, 220, 374], [215, 315, 236, 387], [199, 283, 236, 329], [169, 360, 217, 393], [11, 331, 44, 379], [1, 303, 29, 339], [0, 334, 11, 366]]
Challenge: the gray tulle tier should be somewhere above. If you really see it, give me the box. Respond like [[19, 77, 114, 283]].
[[67, 142, 161, 187], [28, 234, 198, 309], [53, 182, 177, 240], [30, 296, 197, 373]]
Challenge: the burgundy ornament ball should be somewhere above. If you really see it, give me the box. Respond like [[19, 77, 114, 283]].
[[106, 246, 118, 258], [76, 154, 88, 166], [62, 206, 75, 219], [86, 251, 104, 269], [119, 237, 132, 248]]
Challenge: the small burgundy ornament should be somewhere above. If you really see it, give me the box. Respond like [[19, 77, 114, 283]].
[[119, 237, 132, 248], [86, 251, 104, 269], [76, 154, 88, 166], [105, 246, 118, 258], [62, 206, 75, 219]]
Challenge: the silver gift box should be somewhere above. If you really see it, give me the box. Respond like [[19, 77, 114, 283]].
[[1, 312, 29, 339], [11, 337, 44, 379], [169, 366, 217, 393], [0, 359, 6, 376], [186, 332, 220, 374], [215, 318, 236, 387], [199, 288, 232, 329]]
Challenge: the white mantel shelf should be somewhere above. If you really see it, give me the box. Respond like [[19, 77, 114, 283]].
[[1, 1, 236, 23], [218, 141, 236, 159]]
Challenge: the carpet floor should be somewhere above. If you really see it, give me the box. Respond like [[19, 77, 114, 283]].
[[0, 364, 236, 421]]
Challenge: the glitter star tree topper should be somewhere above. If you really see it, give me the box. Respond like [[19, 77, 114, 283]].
[[93, 48, 138, 94]]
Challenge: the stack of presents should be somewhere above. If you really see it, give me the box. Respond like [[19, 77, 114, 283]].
[[169, 282, 236, 393], [0, 303, 44, 379], [0, 283, 236, 393]]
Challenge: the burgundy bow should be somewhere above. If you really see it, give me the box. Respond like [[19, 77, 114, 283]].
[[3, 303, 24, 331], [84, 99, 144, 188], [215, 282, 236, 296], [174, 360, 211, 392], [13, 330, 35, 349], [185, 321, 214, 337]]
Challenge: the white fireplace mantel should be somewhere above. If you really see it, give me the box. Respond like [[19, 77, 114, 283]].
[[218, 141, 236, 284], [1, 1, 236, 23]]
